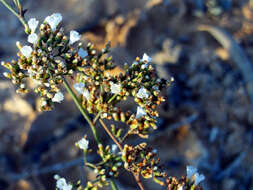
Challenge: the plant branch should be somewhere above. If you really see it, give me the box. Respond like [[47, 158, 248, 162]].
[[0, 0, 29, 33], [63, 77, 119, 190], [110, 179, 118, 190], [99, 119, 123, 151], [99, 119, 145, 190], [63, 77, 102, 144]]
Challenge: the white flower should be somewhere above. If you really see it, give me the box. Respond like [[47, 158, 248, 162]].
[[141, 53, 152, 62], [42, 101, 47, 106], [20, 83, 25, 89], [52, 92, 64, 103], [136, 87, 149, 99], [78, 48, 88, 58], [110, 83, 121, 94], [111, 144, 118, 153], [3, 72, 9, 78], [136, 106, 146, 119], [28, 18, 39, 33], [83, 89, 91, 100], [186, 165, 197, 179], [45, 13, 62, 31], [20, 46, 33, 58], [76, 137, 89, 150], [73, 82, 85, 94], [28, 33, 38, 44], [69, 30, 81, 45], [55, 177, 72, 190], [193, 173, 205, 186]]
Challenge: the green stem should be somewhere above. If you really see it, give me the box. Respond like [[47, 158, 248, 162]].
[[63, 77, 119, 190], [63, 77, 101, 144], [110, 179, 118, 190], [108, 94, 118, 103], [0, 0, 29, 33]]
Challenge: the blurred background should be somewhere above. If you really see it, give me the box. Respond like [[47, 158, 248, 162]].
[[1, 0, 253, 189]]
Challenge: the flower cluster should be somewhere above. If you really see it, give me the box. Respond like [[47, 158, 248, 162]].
[[0, 5, 205, 189], [122, 144, 205, 189], [186, 166, 205, 186], [2, 13, 86, 111], [76, 136, 89, 150], [54, 175, 73, 190], [73, 50, 173, 138], [122, 143, 166, 185]]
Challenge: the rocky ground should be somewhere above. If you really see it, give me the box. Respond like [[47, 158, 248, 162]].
[[1, 0, 253, 189]]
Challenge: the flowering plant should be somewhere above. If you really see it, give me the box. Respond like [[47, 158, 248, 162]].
[[1, 0, 205, 190]]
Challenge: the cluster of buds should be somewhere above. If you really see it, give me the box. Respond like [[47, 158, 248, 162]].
[[1, 6, 204, 189], [2, 11, 173, 137], [84, 144, 123, 190], [74, 50, 173, 138], [122, 143, 205, 189], [122, 143, 166, 184], [165, 176, 203, 190], [2, 13, 87, 111]]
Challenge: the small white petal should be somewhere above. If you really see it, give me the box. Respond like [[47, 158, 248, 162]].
[[56, 178, 67, 189], [20, 83, 25, 89], [186, 165, 198, 179], [194, 173, 205, 186], [52, 92, 64, 103], [28, 18, 39, 33], [76, 138, 89, 150], [69, 30, 81, 45], [54, 174, 60, 180], [136, 106, 146, 119], [20, 46, 33, 58], [41, 100, 47, 106], [28, 33, 38, 44], [74, 83, 85, 94], [111, 144, 118, 153], [110, 83, 121, 94], [45, 13, 62, 31], [136, 87, 149, 99], [56, 177, 72, 190], [83, 89, 90, 100], [78, 48, 88, 58], [141, 53, 152, 62], [3, 72, 9, 78], [109, 172, 114, 176], [44, 83, 50, 87]]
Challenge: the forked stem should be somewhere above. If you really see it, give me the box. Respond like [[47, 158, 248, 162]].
[[99, 119, 145, 190], [0, 0, 29, 33], [62, 77, 119, 190]]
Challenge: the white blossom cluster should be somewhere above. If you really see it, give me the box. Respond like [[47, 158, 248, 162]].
[[186, 165, 205, 186], [76, 137, 89, 150], [74, 82, 91, 100], [21, 13, 83, 59], [54, 175, 72, 190]]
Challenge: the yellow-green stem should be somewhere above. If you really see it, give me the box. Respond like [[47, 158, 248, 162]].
[[63, 77, 101, 144], [62, 77, 119, 190], [110, 179, 118, 190]]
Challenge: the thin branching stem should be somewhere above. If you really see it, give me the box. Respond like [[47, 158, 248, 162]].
[[0, 0, 29, 33], [99, 119, 123, 151], [110, 179, 118, 190], [99, 119, 146, 190], [63, 77, 119, 190]]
